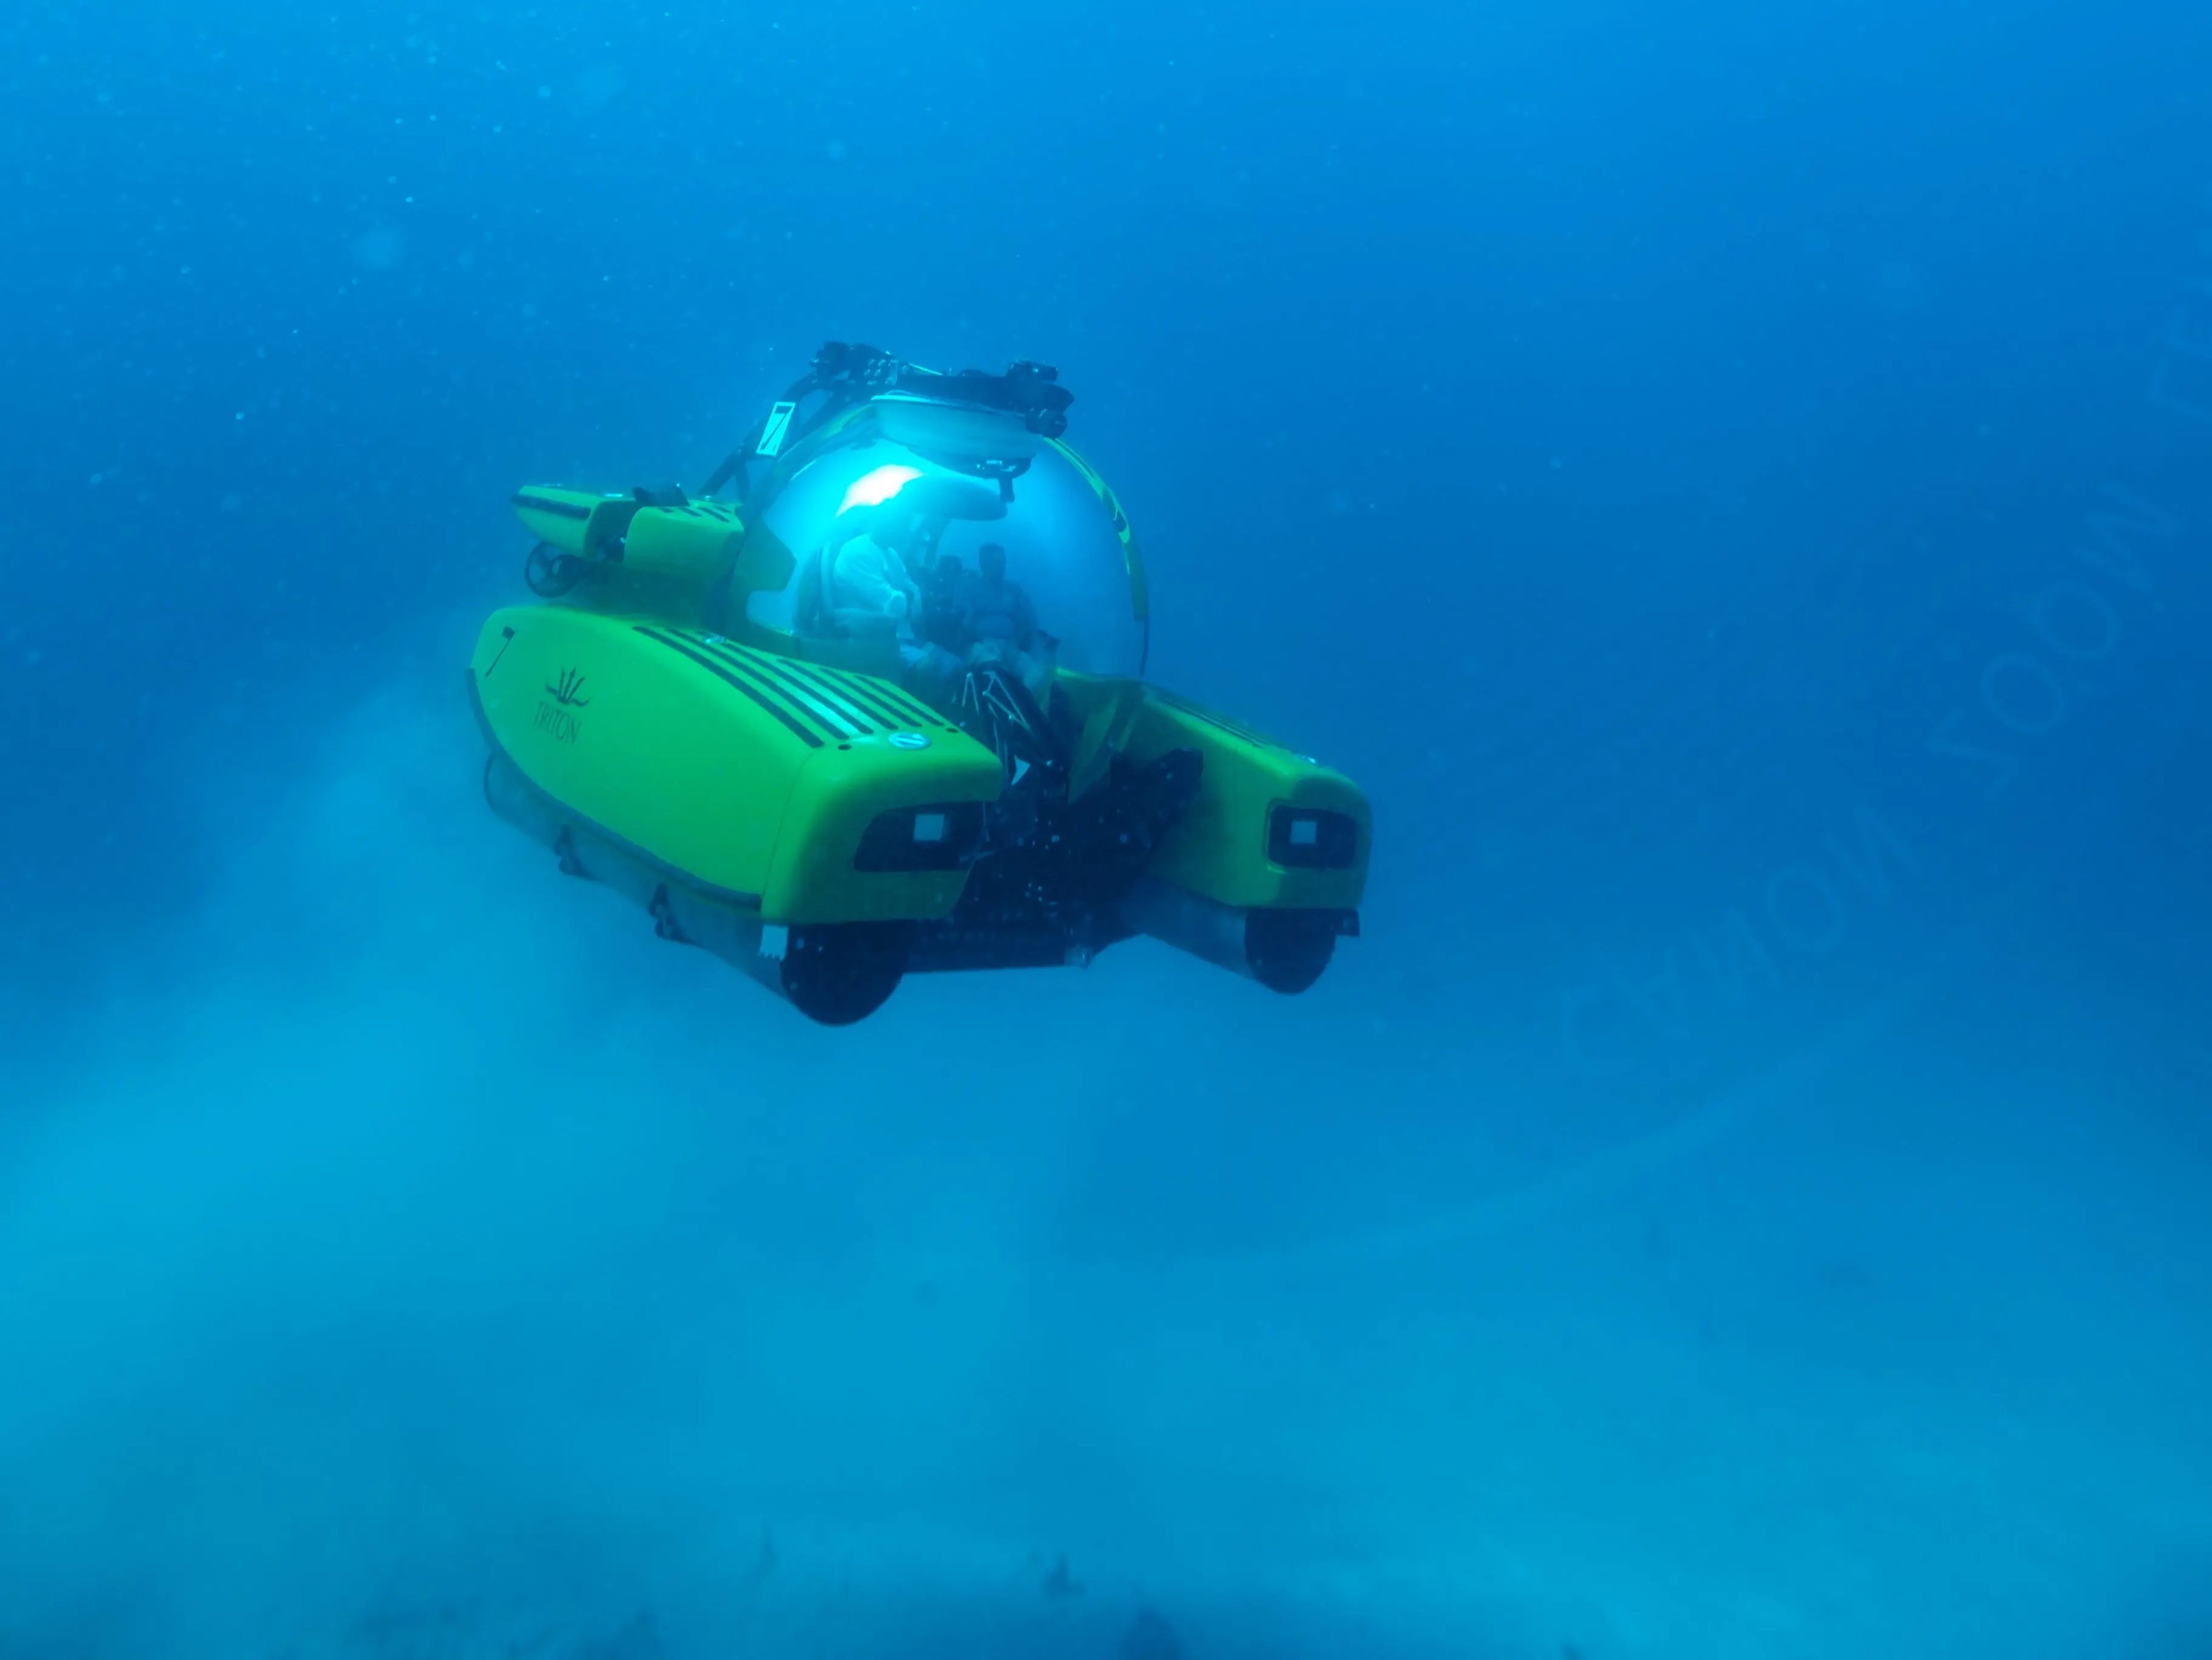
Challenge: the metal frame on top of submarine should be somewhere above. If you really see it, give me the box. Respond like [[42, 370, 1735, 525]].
[[468, 342, 1372, 1025]]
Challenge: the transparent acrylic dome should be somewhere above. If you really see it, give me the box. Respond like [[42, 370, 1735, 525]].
[[744, 400, 1147, 680]]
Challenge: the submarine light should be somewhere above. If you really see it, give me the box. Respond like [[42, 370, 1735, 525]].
[[838, 464, 923, 515]]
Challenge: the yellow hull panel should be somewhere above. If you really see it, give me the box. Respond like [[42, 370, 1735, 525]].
[[469, 608, 1005, 924], [1058, 676, 1372, 913]]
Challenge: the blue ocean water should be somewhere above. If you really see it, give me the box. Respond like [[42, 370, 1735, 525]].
[[3, 0, 2210, 1654]]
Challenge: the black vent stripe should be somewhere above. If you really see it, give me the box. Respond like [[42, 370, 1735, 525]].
[[679, 634, 868, 739], [753, 656, 889, 732], [690, 641, 847, 741], [873, 680, 956, 731], [675, 632, 931, 739], [642, 627, 827, 746], [752, 660, 876, 736], [664, 629, 952, 738], [635, 628, 823, 748], [810, 662, 941, 732], [745, 663, 864, 739], [805, 675, 906, 733], [687, 634, 870, 740], [780, 657, 916, 731], [513, 492, 592, 520]]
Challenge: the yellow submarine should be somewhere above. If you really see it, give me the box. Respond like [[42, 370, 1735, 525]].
[[467, 343, 1370, 1024]]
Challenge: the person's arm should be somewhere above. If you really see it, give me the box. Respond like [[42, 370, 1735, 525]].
[[838, 542, 911, 619], [881, 544, 923, 612]]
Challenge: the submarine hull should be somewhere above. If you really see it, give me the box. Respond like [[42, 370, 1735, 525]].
[[471, 601, 1368, 1025]]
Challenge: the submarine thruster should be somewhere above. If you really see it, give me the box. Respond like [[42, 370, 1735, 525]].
[[467, 342, 1371, 1025]]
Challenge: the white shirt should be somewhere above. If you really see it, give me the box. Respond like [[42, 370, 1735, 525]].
[[830, 534, 917, 620]]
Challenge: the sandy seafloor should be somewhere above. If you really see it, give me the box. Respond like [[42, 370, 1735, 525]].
[[3, 687, 2207, 1660]]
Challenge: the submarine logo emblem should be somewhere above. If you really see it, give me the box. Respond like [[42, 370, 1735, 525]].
[[536, 667, 589, 745], [888, 731, 930, 751]]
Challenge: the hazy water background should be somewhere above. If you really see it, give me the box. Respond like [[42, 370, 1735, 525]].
[[3, 1, 2211, 1655]]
